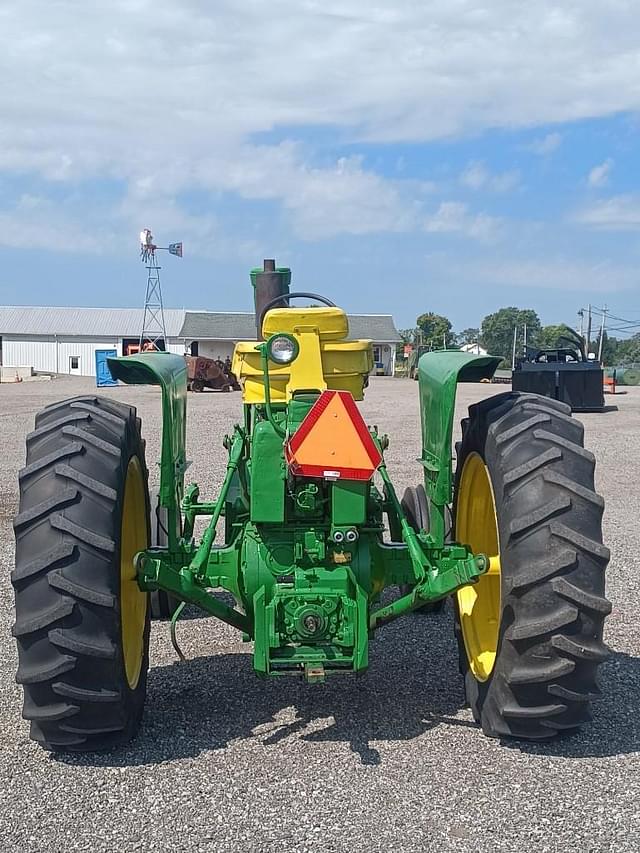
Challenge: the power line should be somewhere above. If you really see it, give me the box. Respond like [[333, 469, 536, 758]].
[[579, 305, 640, 339]]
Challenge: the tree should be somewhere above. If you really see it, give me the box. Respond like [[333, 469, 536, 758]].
[[604, 332, 640, 365], [480, 307, 541, 361], [416, 312, 453, 348], [538, 323, 575, 350], [458, 327, 480, 346], [398, 327, 419, 343], [591, 331, 618, 365], [396, 327, 419, 360]]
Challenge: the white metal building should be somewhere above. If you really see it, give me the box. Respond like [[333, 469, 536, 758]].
[[0, 306, 401, 378], [0, 307, 186, 377]]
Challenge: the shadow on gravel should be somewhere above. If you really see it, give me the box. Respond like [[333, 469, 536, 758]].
[[505, 651, 640, 759], [52, 623, 639, 769], [54, 611, 471, 768]]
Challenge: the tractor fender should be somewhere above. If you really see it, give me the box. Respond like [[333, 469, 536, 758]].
[[108, 353, 188, 538], [417, 351, 501, 542]]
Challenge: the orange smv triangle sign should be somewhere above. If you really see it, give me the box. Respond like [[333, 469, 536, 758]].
[[285, 390, 382, 481]]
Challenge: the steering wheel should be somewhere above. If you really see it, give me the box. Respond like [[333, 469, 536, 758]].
[[259, 291, 336, 331]]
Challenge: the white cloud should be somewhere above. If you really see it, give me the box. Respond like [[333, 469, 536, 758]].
[[457, 258, 637, 292], [3, 1, 640, 255], [424, 202, 501, 241], [527, 133, 563, 155], [459, 161, 520, 192], [0, 3, 639, 206], [0, 195, 107, 253], [587, 158, 614, 187], [574, 195, 640, 230], [196, 147, 418, 239], [460, 163, 489, 190]]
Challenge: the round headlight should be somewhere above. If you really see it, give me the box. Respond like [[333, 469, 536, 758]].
[[267, 334, 298, 364]]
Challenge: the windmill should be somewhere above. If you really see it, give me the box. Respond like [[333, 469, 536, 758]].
[[138, 228, 183, 350]]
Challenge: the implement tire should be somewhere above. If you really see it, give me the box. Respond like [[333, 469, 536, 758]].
[[453, 392, 611, 740], [12, 395, 151, 752]]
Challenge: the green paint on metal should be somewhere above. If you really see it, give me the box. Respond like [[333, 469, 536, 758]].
[[375, 454, 427, 583], [331, 481, 367, 526], [286, 396, 317, 434], [369, 549, 487, 629], [116, 266, 503, 684], [249, 419, 285, 523], [259, 344, 286, 437], [417, 350, 501, 544], [108, 352, 187, 551], [138, 552, 250, 633], [189, 429, 244, 576], [250, 265, 292, 290]]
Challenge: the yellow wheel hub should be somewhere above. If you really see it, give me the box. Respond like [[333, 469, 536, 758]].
[[120, 456, 148, 689], [456, 452, 501, 682]]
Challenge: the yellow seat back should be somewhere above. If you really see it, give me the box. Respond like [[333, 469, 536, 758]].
[[261, 306, 348, 341]]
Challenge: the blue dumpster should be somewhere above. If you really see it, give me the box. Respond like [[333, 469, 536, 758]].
[[95, 349, 118, 387]]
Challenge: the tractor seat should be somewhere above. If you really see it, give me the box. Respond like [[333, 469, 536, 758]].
[[262, 306, 349, 341]]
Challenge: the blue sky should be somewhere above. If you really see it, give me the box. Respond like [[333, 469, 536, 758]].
[[1, 1, 639, 334]]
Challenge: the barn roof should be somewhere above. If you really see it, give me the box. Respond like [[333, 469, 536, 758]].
[[179, 312, 401, 342], [0, 306, 186, 338], [0, 306, 401, 343]]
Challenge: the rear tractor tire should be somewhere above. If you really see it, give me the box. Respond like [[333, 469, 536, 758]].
[[452, 392, 611, 740], [399, 484, 445, 614], [12, 396, 151, 751]]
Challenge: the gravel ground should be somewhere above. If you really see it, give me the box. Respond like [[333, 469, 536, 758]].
[[0, 376, 638, 852]]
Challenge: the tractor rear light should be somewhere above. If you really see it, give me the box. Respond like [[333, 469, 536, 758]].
[[266, 334, 299, 364]]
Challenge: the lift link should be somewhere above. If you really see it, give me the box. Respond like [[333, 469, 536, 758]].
[[136, 427, 251, 635], [369, 552, 488, 630], [137, 551, 251, 633], [368, 435, 489, 629]]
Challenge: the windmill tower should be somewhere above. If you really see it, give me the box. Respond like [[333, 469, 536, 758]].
[[139, 228, 182, 350]]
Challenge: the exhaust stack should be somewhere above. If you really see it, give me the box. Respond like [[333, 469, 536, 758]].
[[251, 258, 291, 339]]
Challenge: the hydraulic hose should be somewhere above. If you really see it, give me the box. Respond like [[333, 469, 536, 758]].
[[260, 346, 285, 438]]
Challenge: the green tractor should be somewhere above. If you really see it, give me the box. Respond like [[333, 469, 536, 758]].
[[12, 260, 610, 751]]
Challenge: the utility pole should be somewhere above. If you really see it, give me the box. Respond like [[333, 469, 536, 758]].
[[597, 304, 608, 362], [523, 322, 528, 355], [586, 304, 592, 355], [577, 308, 584, 340], [443, 332, 446, 350], [511, 326, 518, 369]]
